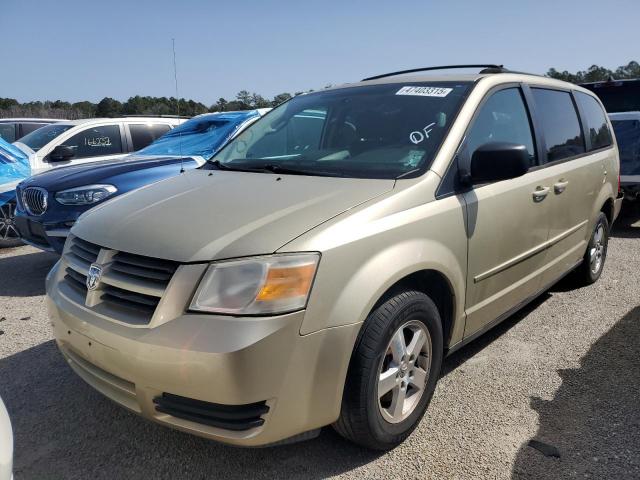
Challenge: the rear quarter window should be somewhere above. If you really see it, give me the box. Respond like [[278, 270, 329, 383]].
[[575, 92, 612, 151], [129, 123, 172, 151], [532, 88, 585, 162]]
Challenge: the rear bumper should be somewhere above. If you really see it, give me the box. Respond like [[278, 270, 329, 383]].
[[46, 260, 359, 446], [614, 195, 623, 222]]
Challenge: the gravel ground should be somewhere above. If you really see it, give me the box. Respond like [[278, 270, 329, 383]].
[[0, 204, 639, 480]]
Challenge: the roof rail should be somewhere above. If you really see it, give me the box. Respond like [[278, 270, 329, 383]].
[[362, 64, 506, 82]]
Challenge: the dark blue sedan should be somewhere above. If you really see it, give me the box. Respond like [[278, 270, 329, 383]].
[[15, 109, 267, 253]]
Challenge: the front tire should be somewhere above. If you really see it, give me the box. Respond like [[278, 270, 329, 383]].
[[0, 202, 22, 248], [334, 290, 443, 450]]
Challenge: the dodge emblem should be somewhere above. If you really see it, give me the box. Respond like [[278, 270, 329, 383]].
[[86, 264, 103, 291]]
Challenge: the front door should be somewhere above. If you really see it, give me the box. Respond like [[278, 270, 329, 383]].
[[462, 86, 552, 338]]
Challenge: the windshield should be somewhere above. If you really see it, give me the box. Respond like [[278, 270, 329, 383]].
[[214, 82, 471, 179], [137, 112, 257, 159], [612, 119, 640, 175], [18, 123, 73, 151]]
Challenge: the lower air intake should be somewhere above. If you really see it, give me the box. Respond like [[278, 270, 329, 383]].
[[153, 393, 269, 431]]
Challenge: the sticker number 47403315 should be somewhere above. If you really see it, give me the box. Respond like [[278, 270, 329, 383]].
[[396, 86, 453, 97]]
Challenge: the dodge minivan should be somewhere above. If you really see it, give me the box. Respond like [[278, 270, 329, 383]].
[[46, 65, 622, 450]]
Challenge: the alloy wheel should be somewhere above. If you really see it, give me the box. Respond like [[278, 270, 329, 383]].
[[590, 223, 605, 274], [377, 320, 432, 424], [0, 203, 19, 241]]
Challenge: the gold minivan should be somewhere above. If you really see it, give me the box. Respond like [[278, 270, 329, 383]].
[[46, 65, 622, 450]]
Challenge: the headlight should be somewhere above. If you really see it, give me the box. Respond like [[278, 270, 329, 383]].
[[190, 253, 320, 315], [55, 184, 117, 205]]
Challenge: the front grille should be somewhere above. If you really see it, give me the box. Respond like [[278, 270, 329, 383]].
[[101, 284, 159, 315], [21, 187, 48, 216], [68, 237, 100, 266], [153, 393, 269, 431], [64, 267, 87, 293], [62, 236, 179, 326]]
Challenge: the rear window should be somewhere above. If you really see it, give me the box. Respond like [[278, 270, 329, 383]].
[[532, 88, 585, 162], [575, 92, 612, 151], [611, 119, 640, 175], [129, 123, 172, 151], [0, 124, 15, 143]]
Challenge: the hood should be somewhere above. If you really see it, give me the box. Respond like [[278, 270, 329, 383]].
[[72, 169, 394, 262], [21, 155, 199, 191]]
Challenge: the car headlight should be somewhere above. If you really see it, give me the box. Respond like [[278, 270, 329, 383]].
[[190, 253, 320, 315], [55, 184, 117, 205]]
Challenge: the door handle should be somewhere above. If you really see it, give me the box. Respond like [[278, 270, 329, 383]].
[[532, 186, 550, 202], [554, 180, 569, 194]]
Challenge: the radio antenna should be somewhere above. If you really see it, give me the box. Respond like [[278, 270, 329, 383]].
[[172, 38, 185, 173]]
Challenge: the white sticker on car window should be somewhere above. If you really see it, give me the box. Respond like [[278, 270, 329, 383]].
[[396, 86, 453, 97]]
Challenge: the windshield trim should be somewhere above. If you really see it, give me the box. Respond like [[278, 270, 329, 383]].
[[211, 81, 475, 180]]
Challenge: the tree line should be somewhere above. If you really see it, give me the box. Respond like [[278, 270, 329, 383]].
[[0, 90, 295, 120], [1, 61, 638, 120]]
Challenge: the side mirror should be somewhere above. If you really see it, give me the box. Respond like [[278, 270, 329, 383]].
[[468, 142, 530, 185], [49, 145, 75, 162]]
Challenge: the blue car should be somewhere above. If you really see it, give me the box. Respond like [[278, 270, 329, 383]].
[[0, 137, 30, 247], [15, 110, 266, 253]]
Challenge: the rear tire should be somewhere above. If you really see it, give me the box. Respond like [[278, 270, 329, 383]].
[[572, 212, 609, 286], [0, 202, 22, 248], [333, 290, 443, 450]]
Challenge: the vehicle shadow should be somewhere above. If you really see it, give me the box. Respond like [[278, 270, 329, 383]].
[[0, 248, 57, 297], [0, 341, 381, 480], [511, 306, 640, 479], [611, 201, 640, 238]]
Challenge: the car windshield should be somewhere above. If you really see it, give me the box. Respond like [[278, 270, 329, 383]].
[[18, 123, 73, 151], [213, 82, 471, 179], [138, 112, 257, 159], [612, 119, 640, 174]]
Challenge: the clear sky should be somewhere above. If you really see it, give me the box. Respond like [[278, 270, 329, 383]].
[[2, 0, 638, 106]]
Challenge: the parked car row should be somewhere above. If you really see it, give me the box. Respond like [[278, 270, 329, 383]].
[[0, 116, 182, 246], [14, 110, 267, 252], [35, 65, 622, 451]]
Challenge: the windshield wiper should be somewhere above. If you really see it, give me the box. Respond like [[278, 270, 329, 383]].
[[207, 160, 343, 177]]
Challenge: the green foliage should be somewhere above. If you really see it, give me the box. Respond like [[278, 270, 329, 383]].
[[0, 90, 298, 119], [547, 61, 640, 84]]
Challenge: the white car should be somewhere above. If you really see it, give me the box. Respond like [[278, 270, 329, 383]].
[[13, 117, 184, 175], [0, 397, 12, 480]]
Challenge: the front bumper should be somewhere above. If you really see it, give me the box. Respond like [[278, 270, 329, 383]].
[[46, 261, 359, 446], [14, 215, 70, 252]]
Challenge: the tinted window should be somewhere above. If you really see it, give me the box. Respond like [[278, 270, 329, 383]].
[[0, 124, 16, 143], [611, 119, 640, 175], [532, 88, 585, 162], [19, 124, 73, 151], [217, 82, 472, 179], [575, 92, 612, 151], [466, 88, 536, 166], [19, 123, 48, 138], [129, 123, 172, 151], [581, 81, 640, 113], [61, 125, 123, 159]]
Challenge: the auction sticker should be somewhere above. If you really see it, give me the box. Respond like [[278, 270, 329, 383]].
[[396, 86, 452, 97]]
